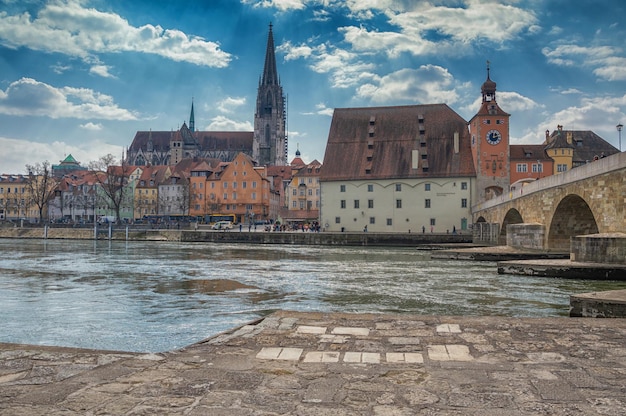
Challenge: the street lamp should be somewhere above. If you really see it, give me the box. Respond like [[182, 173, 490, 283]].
[[617, 123, 623, 152]]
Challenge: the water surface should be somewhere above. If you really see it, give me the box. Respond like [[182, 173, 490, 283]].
[[1, 238, 624, 352]]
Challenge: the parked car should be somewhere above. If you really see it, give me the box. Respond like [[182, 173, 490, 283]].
[[212, 221, 233, 230]]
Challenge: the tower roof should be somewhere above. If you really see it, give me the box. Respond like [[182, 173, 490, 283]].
[[261, 23, 279, 86]]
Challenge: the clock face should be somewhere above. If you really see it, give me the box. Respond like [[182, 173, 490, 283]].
[[486, 129, 502, 145]]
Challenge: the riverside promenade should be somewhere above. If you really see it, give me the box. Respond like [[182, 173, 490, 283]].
[[2, 311, 625, 415]]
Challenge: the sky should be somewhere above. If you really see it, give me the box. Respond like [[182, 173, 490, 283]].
[[1, 0, 625, 174]]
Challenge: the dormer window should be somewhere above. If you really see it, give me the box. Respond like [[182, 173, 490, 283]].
[[369, 116, 375, 125]]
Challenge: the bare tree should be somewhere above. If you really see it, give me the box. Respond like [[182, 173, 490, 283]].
[[89, 154, 132, 223], [25, 161, 59, 223]]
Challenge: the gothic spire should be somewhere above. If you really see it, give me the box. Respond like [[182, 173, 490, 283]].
[[261, 23, 279, 86], [189, 98, 195, 133]]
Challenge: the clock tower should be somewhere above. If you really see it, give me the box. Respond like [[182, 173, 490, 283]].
[[469, 62, 510, 201]]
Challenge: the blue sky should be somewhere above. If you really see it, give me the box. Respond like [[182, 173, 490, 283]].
[[1, 0, 625, 174]]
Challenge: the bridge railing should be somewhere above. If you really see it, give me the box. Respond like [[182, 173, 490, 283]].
[[472, 151, 626, 212]]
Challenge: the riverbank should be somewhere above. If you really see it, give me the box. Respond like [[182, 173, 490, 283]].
[[2, 310, 625, 415], [0, 226, 473, 246]]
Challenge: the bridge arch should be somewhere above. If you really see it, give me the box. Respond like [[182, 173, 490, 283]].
[[548, 194, 598, 251], [500, 208, 524, 245]]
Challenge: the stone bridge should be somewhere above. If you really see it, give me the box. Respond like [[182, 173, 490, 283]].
[[472, 152, 626, 252]]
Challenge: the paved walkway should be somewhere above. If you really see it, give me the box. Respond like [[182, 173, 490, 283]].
[[1, 311, 626, 415]]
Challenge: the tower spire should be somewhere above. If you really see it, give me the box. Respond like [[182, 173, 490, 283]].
[[261, 22, 279, 86], [189, 97, 195, 133]]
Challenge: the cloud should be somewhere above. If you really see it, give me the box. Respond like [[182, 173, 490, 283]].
[[0, 0, 232, 68], [241, 0, 306, 11], [216, 96, 246, 114], [301, 102, 334, 117], [80, 122, 103, 130], [205, 116, 253, 131], [339, 1, 537, 58], [89, 64, 116, 79], [0, 77, 138, 120], [307, 44, 378, 88], [542, 44, 626, 81], [278, 41, 313, 61], [356, 65, 462, 105], [0, 135, 122, 174]]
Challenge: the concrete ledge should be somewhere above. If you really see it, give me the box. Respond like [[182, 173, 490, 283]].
[[498, 259, 626, 280], [570, 289, 626, 317]]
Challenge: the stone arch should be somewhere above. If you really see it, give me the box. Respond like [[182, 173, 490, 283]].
[[500, 208, 524, 245], [476, 216, 487, 223], [548, 194, 598, 251]]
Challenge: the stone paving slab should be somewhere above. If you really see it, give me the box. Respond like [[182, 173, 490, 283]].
[[1, 311, 626, 415]]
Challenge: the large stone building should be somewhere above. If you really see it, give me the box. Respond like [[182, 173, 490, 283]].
[[320, 104, 476, 233], [126, 24, 286, 168]]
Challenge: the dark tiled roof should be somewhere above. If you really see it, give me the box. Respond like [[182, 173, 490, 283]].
[[510, 145, 550, 161], [321, 104, 475, 181], [129, 131, 253, 153]]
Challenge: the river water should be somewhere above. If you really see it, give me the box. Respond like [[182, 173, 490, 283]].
[[1, 238, 624, 352]]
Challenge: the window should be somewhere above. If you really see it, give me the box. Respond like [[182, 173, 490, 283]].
[[368, 199, 374, 209], [430, 218, 436, 226], [354, 200, 360, 209], [251, 192, 256, 200], [223, 193, 228, 200], [461, 198, 467, 208], [252, 181, 257, 188], [367, 184, 373, 192], [532, 163, 543, 173], [224, 182, 228, 188], [308, 189, 313, 196], [299, 201, 305, 209], [232, 192, 237, 200], [425, 199, 431, 208], [461, 182, 468, 190], [369, 217, 375, 224], [233, 182, 237, 189], [386, 218, 393, 226], [292, 201, 297, 208], [340, 200, 346, 209], [242, 181, 247, 189], [335, 217, 341, 224], [293, 189, 297, 196], [396, 199, 402, 209], [340, 184, 346, 192], [557, 164, 567, 172], [516, 163, 528, 173], [395, 183, 402, 191], [425, 183, 430, 191]]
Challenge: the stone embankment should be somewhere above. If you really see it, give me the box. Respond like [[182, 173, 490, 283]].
[[1, 311, 626, 415], [0, 226, 472, 246]]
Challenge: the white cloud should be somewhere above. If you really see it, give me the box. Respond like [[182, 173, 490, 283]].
[[80, 122, 103, 130], [308, 44, 377, 88], [357, 65, 461, 105], [301, 102, 334, 116], [216, 97, 246, 114], [89, 64, 116, 79], [0, 135, 122, 174], [205, 116, 253, 131], [0, 77, 138, 120], [0, 0, 232, 68], [241, 0, 306, 11], [542, 44, 626, 81], [278, 41, 313, 60]]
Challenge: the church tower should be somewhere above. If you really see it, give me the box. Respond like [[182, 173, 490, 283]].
[[189, 98, 195, 133], [468, 62, 510, 201], [253, 23, 287, 166]]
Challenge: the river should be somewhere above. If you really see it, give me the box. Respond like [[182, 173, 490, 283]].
[[1, 238, 624, 352]]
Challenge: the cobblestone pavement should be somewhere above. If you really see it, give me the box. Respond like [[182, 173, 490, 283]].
[[1, 311, 626, 415]]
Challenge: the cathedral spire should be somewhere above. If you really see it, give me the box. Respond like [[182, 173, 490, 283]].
[[261, 22, 279, 86], [189, 98, 195, 133]]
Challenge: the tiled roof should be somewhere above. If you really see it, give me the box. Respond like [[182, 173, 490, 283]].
[[129, 131, 253, 153], [321, 104, 475, 181], [510, 145, 550, 161]]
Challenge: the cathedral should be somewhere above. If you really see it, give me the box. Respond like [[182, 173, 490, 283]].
[[126, 24, 287, 167]]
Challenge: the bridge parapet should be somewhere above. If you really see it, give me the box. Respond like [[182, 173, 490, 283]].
[[472, 152, 626, 213]]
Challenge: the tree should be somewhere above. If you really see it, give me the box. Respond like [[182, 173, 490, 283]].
[[25, 161, 59, 223], [89, 154, 132, 223]]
